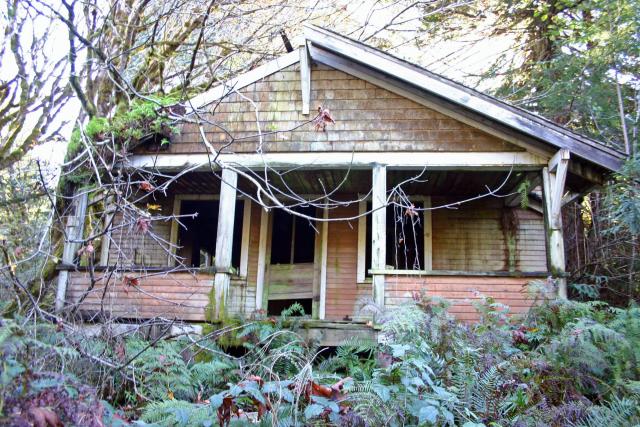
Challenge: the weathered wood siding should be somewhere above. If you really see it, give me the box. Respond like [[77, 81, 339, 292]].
[[154, 63, 521, 154], [267, 263, 315, 300], [66, 271, 220, 321], [384, 275, 535, 322], [326, 204, 370, 321], [106, 197, 174, 267], [431, 199, 546, 272]]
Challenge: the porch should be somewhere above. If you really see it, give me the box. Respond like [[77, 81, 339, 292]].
[[61, 156, 559, 327]]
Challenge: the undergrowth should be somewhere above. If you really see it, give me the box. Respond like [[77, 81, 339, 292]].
[[2, 295, 640, 426]]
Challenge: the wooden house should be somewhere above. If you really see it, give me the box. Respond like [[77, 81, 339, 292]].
[[58, 26, 626, 342]]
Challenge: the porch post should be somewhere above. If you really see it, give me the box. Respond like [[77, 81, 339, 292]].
[[55, 189, 89, 312], [213, 168, 238, 320], [542, 149, 570, 299], [371, 164, 387, 307]]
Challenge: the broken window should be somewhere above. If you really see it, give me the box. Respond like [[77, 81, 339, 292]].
[[270, 206, 316, 264], [364, 200, 425, 272], [177, 199, 244, 269]]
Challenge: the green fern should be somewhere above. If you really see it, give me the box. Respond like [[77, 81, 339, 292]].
[[574, 395, 640, 427]]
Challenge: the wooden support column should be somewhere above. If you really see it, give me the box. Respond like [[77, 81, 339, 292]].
[[55, 189, 89, 312], [319, 206, 329, 319], [542, 149, 570, 299], [371, 165, 387, 307], [300, 44, 311, 115], [255, 207, 269, 311], [239, 199, 252, 278], [357, 200, 367, 282], [213, 168, 238, 320]]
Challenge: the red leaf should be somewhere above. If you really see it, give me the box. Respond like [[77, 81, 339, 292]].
[[135, 217, 151, 234], [139, 181, 154, 192], [123, 275, 139, 287], [313, 106, 336, 132]]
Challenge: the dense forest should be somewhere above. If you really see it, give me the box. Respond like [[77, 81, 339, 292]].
[[1, 0, 639, 426]]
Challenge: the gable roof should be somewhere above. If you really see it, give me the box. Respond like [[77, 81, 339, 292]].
[[190, 25, 627, 173]]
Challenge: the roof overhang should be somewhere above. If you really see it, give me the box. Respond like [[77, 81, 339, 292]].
[[186, 25, 627, 176]]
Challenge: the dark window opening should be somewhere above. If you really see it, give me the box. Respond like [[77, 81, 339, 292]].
[[365, 201, 425, 271], [267, 298, 312, 316], [270, 206, 316, 264], [177, 200, 244, 269], [387, 201, 424, 270]]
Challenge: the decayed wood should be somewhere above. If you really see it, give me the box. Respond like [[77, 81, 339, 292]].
[[372, 165, 386, 308], [267, 263, 315, 300], [66, 271, 220, 321], [542, 155, 569, 298], [384, 275, 537, 322], [213, 168, 238, 319], [56, 189, 89, 312]]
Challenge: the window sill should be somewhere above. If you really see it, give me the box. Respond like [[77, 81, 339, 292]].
[[368, 269, 550, 277]]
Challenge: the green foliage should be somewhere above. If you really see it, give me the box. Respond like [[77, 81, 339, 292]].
[[606, 156, 640, 235]]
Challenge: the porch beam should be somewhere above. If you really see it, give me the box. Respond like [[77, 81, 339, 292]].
[[371, 164, 387, 308], [300, 44, 311, 115], [56, 189, 89, 312], [127, 151, 548, 172], [213, 168, 238, 319], [542, 149, 570, 299]]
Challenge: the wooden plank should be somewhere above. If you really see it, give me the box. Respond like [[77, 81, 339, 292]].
[[372, 165, 386, 307], [239, 199, 252, 277], [300, 45, 311, 115], [57, 190, 89, 312], [319, 207, 328, 319], [190, 50, 299, 108], [255, 208, 269, 310], [423, 196, 432, 270], [127, 151, 549, 172], [357, 200, 367, 282]]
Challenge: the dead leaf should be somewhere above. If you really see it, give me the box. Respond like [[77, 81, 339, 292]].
[[27, 407, 62, 427], [135, 217, 151, 234], [146, 203, 162, 211], [313, 106, 336, 132], [139, 181, 154, 192]]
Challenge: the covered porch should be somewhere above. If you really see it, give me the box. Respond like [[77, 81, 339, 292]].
[[61, 149, 567, 326]]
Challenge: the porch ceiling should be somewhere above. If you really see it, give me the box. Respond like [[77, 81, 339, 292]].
[[163, 169, 533, 199]]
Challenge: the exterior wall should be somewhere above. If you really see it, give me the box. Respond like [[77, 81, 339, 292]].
[[106, 196, 174, 267], [384, 275, 536, 322], [66, 271, 216, 321], [151, 63, 522, 155], [325, 204, 371, 321], [431, 198, 546, 272]]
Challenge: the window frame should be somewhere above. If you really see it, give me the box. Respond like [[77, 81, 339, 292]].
[[357, 196, 432, 282], [169, 194, 251, 277]]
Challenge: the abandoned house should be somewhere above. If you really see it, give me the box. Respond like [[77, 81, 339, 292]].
[[57, 26, 626, 343]]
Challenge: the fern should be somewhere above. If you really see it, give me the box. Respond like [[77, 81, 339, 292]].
[[574, 395, 640, 427]]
